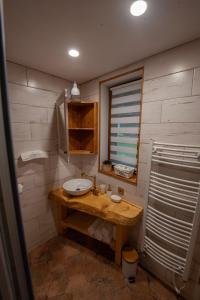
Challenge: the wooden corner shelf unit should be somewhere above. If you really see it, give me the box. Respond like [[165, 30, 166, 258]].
[[68, 101, 98, 155], [56, 99, 98, 156]]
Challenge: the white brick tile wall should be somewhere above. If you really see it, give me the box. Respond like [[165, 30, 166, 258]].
[[137, 162, 149, 189], [161, 96, 200, 123], [20, 188, 49, 207], [23, 219, 40, 250], [11, 123, 31, 141], [143, 69, 193, 102], [33, 171, 55, 187], [8, 83, 58, 107], [17, 174, 35, 191], [138, 143, 150, 164], [140, 123, 200, 144], [37, 212, 56, 235], [30, 123, 56, 140], [80, 79, 99, 97], [141, 101, 162, 123], [144, 39, 200, 80], [27, 69, 72, 92], [7, 62, 27, 86], [13, 140, 57, 159], [47, 107, 56, 123], [22, 199, 48, 222], [10, 103, 48, 123], [8, 63, 80, 252], [38, 212, 56, 242], [33, 165, 73, 188], [16, 158, 49, 176], [136, 177, 146, 198], [192, 67, 200, 96]]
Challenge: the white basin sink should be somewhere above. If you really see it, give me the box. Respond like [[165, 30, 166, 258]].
[[63, 178, 93, 196]]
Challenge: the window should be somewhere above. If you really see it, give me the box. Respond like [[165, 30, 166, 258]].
[[99, 68, 143, 185], [109, 80, 142, 168]]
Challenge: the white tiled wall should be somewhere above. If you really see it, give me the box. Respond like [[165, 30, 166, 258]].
[[193, 67, 200, 95], [143, 69, 193, 102], [80, 39, 200, 300], [7, 62, 81, 251]]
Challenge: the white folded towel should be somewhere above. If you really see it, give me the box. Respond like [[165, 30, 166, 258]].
[[21, 150, 48, 162], [88, 219, 114, 245]]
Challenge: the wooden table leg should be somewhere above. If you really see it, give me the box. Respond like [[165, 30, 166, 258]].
[[52, 201, 66, 235], [115, 225, 129, 266]]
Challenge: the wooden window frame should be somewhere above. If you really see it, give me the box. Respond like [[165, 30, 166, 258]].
[[108, 89, 112, 161], [98, 67, 144, 185]]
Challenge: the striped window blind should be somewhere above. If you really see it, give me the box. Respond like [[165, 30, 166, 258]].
[[109, 79, 142, 168]]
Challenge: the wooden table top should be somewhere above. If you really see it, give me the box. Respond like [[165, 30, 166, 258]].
[[49, 188, 143, 226]]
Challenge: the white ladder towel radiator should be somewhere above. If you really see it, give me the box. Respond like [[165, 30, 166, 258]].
[[143, 141, 200, 281]]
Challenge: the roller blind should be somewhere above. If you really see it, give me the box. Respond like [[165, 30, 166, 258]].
[[109, 79, 142, 168]]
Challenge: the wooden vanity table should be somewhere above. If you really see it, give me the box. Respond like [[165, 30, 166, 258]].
[[49, 188, 143, 265]]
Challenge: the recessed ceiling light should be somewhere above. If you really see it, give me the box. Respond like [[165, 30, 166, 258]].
[[130, 0, 147, 16], [68, 49, 79, 57]]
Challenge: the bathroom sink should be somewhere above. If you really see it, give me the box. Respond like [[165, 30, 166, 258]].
[[63, 178, 93, 196]]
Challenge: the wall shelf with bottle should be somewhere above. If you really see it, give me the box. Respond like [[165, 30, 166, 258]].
[[56, 98, 98, 156]]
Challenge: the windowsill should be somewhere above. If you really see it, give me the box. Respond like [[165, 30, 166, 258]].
[[99, 169, 137, 185]]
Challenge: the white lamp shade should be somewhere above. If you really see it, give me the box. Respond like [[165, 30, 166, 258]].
[[71, 82, 80, 96]]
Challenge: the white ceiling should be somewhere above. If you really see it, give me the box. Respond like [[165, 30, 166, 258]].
[[4, 0, 200, 83]]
